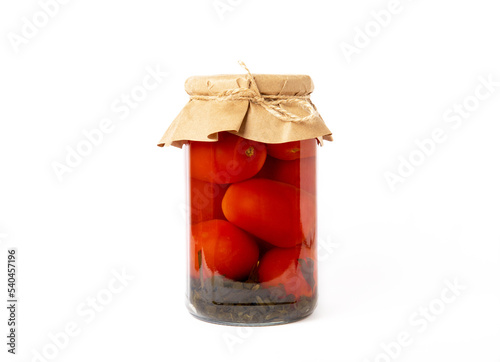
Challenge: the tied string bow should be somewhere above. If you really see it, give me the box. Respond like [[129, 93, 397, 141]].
[[189, 61, 320, 123]]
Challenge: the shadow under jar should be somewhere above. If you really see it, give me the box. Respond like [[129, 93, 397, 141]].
[[186, 132, 318, 326]]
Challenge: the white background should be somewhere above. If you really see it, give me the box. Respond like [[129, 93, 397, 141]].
[[1, 0, 499, 361]]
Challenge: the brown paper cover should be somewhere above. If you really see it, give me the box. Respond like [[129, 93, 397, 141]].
[[158, 73, 332, 148]]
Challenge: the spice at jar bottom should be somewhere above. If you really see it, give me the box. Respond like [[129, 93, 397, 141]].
[[158, 63, 332, 326]]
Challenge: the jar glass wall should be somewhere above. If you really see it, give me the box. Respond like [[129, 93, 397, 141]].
[[185, 132, 318, 326]]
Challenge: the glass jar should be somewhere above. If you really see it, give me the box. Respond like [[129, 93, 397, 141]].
[[186, 132, 318, 325], [157, 65, 332, 326]]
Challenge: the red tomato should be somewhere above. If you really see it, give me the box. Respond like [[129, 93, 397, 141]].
[[256, 156, 316, 194], [222, 179, 316, 248], [190, 132, 267, 184], [266, 139, 316, 160], [191, 220, 259, 281], [190, 178, 228, 224], [258, 246, 314, 298]]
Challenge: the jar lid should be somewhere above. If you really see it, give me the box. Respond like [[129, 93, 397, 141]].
[[158, 65, 332, 148]]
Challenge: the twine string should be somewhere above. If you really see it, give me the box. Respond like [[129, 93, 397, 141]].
[[189, 61, 320, 123]]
